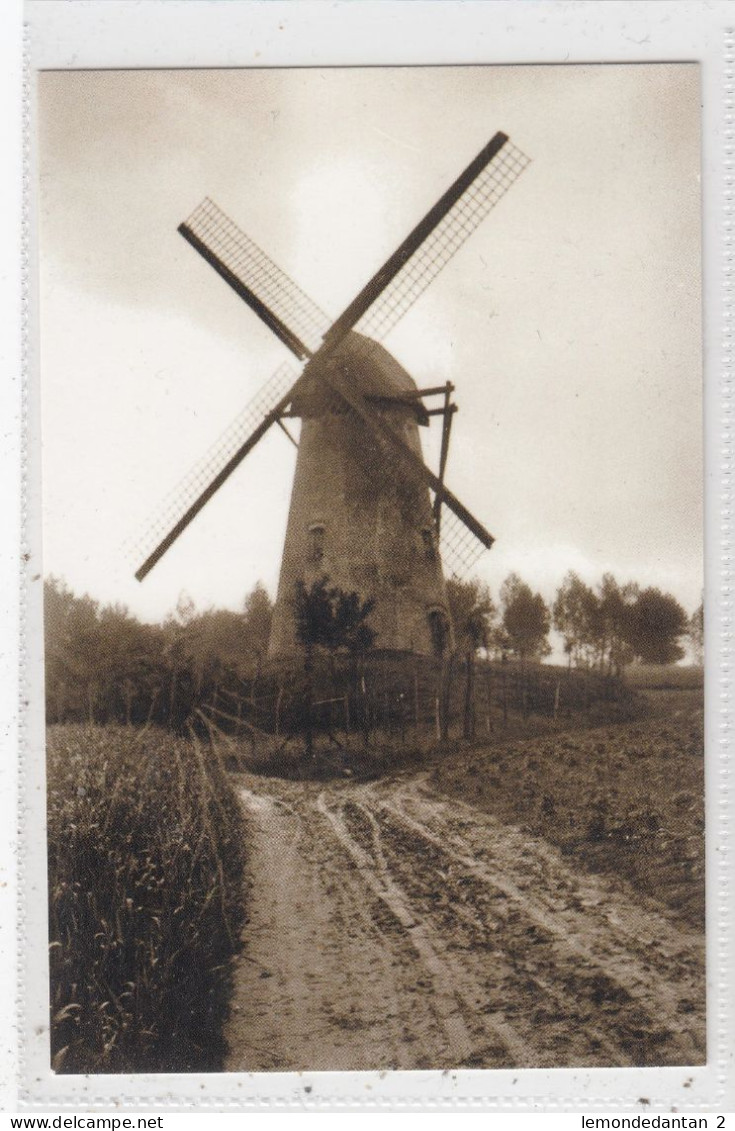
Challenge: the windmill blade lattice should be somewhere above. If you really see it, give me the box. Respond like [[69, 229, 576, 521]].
[[180, 198, 332, 358], [130, 360, 300, 577], [356, 141, 530, 342], [439, 508, 490, 579]]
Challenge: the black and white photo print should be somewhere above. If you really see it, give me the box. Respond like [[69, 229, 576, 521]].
[[37, 61, 705, 1078]]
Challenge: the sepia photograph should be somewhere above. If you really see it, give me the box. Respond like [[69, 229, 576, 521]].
[[37, 63, 704, 1076]]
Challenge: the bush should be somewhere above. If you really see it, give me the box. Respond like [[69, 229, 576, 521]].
[[47, 724, 247, 1073]]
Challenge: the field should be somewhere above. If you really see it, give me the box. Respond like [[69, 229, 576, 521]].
[[430, 685, 705, 928], [624, 663, 704, 690], [46, 672, 705, 1072], [47, 725, 247, 1073]]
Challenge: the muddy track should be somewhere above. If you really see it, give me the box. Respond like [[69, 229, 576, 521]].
[[224, 771, 705, 1072]]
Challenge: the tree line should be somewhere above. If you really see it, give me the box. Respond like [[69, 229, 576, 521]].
[[44, 576, 273, 728], [44, 569, 702, 730], [449, 571, 703, 673]]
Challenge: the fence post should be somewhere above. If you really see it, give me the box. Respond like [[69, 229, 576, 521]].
[[275, 684, 283, 737], [414, 667, 420, 740], [502, 655, 508, 726], [361, 669, 370, 748], [440, 654, 454, 742], [463, 651, 476, 740]]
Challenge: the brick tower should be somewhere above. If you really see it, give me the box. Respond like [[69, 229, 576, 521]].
[[267, 332, 452, 657]]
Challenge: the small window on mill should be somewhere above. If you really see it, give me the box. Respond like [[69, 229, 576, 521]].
[[309, 522, 326, 563]]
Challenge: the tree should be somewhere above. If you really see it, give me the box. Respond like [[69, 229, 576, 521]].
[[242, 582, 274, 677], [446, 579, 497, 739], [331, 589, 377, 658], [44, 577, 102, 723], [552, 571, 599, 669], [292, 577, 376, 759], [446, 579, 496, 656], [689, 600, 704, 666], [293, 577, 376, 659], [500, 574, 551, 661], [625, 587, 688, 665], [293, 577, 337, 655], [174, 591, 196, 626], [43, 575, 271, 730], [552, 572, 639, 674], [44, 576, 165, 726], [597, 574, 637, 675], [96, 602, 158, 724], [332, 589, 377, 741]]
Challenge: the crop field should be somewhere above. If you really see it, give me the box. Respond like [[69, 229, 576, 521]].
[[430, 684, 705, 929], [47, 724, 247, 1073]]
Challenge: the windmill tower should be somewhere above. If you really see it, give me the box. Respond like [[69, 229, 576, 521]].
[[268, 331, 453, 656], [133, 132, 530, 659]]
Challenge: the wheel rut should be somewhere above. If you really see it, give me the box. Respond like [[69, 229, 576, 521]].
[[224, 770, 705, 1071]]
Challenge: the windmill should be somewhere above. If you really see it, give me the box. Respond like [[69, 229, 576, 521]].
[[133, 131, 530, 658]]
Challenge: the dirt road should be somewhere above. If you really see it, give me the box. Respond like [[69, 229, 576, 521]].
[[224, 770, 705, 1071]]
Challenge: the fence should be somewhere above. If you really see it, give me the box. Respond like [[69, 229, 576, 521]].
[[195, 651, 628, 767]]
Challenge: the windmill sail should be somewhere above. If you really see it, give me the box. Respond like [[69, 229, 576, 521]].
[[324, 135, 530, 346], [439, 508, 491, 580], [133, 360, 300, 580], [180, 198, 331, 359]]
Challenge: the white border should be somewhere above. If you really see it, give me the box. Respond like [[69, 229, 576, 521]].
[[13, 0, 735, 1113], [1, 0, 22, 1117]]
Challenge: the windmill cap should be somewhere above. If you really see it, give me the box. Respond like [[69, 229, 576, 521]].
[[291, 331, 428, 422]]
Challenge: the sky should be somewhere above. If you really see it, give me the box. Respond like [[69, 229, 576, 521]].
[[37, 64, 702, 627]]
